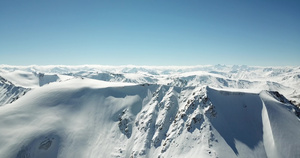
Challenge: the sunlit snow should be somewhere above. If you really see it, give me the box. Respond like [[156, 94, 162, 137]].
[[0, 65, 299, 158]]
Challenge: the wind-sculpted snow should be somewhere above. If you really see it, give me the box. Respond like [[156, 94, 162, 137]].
[[0, 78, 299, 158], [0, 70, 60, 88], [0, 65, 300, 158], [1, 64, 299, 104], [207, 88, 265, 156], [16, 133, 61, 158]]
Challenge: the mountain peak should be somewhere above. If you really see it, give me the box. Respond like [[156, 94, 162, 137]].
[[0, 66, 300, 158]]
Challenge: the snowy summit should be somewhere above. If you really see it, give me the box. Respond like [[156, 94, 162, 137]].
[[0, 65, 299, 158]]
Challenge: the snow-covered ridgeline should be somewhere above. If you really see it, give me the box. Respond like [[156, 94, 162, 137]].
[[0, 65, 299, 105], [0, 65, 299, 158], [0, 77, 299, 158]]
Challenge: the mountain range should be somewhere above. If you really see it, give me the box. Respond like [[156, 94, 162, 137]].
[[0, 65, 299, 158]]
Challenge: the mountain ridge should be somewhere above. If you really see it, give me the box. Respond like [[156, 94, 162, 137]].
[[0, 65, 299, 158], [0, 78, 299, 158]]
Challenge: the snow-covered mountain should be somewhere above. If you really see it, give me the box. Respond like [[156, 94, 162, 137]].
[[0, 65, 299, 158], [1, 65, 299, 105], [0, 75, 29, 106]]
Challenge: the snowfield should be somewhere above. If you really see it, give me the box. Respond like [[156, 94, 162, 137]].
[[0, 65, 299, 158]]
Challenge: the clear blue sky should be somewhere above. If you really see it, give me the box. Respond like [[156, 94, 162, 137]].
[[1, 0, 299, 66]]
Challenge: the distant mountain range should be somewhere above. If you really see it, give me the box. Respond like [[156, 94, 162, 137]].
[[0, 65, 299, 158]]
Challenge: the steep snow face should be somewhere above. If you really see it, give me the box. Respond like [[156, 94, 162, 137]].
[[0, 78, 299, 158], [206, 88, 266, 157], [0, 76, 29, 106], [260, 91, 300, 158], [0, 65, 300, 158]]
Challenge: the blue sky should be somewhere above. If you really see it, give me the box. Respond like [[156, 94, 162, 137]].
[[1, 0, 299, 66]]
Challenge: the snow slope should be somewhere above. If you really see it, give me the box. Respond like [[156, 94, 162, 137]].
[[0, 65, 299, 158], [1, 64, 299, 104], [0, 75, 29, 106], [0, 70, 61, 88], [0, 77, 299, 158]]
